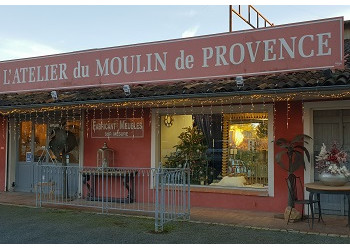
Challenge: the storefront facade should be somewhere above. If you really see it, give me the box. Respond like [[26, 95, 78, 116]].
[[0, 17, 349, 214]]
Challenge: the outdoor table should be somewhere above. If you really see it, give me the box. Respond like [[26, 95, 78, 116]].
[[81, 168, 138, 203], [305, 182, 350, 229]]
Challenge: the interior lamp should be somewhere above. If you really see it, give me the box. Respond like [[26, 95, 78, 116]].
[[163, 115, 174, 127], [234, 129, 244, 147]]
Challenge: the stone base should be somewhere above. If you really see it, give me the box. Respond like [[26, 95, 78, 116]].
[[284, 206, 302, 222]]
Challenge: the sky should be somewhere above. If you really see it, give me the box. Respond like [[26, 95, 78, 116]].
[[0, 3, 350, 61]]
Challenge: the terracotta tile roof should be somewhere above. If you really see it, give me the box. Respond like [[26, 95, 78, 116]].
[[1, 39, 350, 108]]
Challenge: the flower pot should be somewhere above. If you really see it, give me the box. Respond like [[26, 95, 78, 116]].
[[319, 171, 348, 186]]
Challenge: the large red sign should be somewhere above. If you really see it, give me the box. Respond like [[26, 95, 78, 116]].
[[0, 17, 344, 94]]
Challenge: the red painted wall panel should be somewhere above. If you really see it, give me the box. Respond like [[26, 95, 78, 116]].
[[84, 108, 151, 168]]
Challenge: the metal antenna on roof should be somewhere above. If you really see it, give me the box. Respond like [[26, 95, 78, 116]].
[[229, 5, 274, 32]]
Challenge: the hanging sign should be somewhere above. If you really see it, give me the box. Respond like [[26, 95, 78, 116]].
[[91, 118, 144, 138], [0, 17, 344, 94]]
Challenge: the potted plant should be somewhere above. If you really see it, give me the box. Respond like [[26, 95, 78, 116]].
[[275, 134, 312, 209], [315, 142, 350, 186]]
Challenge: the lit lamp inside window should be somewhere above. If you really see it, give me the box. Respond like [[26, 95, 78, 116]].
[[163, 115, 174, 127], [229, 125, 244, 158], [234, 128, 244, 147]]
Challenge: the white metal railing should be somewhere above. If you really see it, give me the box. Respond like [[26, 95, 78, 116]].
[[35, 165, 190, 231]]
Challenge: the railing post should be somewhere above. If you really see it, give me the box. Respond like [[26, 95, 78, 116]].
[[36, 165, 42, 208], [101, 167, 104, 213], [160, 169, 166, 230], [155, 167, 161, 232], [186, 168, 191, 220]]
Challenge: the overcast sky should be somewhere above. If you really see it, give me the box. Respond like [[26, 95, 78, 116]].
[[0, 3, 349, 61]]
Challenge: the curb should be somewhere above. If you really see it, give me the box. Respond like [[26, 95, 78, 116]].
[[188, 219, 350, 238]]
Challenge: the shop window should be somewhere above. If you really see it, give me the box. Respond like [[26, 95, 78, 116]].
[[19, 121, 32, 162], [160, 113, 268, 188], [65, 120, 80, 164], [48, 120, 80, 164], [18, 119, 80, 164], [34, 124, 47, 162]]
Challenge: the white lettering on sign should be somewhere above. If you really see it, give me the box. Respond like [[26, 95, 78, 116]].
[[95, 52, 167, 77], [3, 63, 68, 85], [91, 118, 144, 138], [201, 33, 332, 67]]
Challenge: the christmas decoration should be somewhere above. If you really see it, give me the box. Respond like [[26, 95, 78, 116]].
[[164, 126, 209, 184]]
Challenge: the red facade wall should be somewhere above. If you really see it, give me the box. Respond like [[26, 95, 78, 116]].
[[84, 108, 151, 168], [190, 101, 304, 213], [82, 102, 304, 213], [0, 115, 7, 191], [273, 100, 305, 212]]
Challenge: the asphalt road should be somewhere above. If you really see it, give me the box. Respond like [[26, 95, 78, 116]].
[[0, 204, 349, 244]]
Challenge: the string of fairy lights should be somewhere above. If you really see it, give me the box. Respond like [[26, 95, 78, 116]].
[[1, 89, 350, 142]]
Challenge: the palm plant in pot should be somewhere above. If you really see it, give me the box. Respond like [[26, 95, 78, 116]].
[[275, 134, 312, 210]]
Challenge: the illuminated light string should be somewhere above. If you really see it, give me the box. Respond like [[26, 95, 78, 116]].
[[85, 107, 89, 138], [155, 102, 160, 135], [132, 103, 135, 139], [2, 90, 350, 120], [148, 104, 152, 128], [79, 105, 83, 131], [1, 114, 4, 138], [286, 96, 290, 129], [172, 99, 176, 117], [272, 96, 276, 141]]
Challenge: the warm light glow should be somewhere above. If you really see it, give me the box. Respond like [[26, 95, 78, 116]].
[[234, 129, 244, 147]]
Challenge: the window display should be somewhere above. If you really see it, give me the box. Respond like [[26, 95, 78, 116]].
[[161, 112, 268, 188]]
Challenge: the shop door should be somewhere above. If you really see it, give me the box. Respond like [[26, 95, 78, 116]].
[[15, 118, 81, 193], [313, 109, 349, 215], [15, 122, 47, 192]]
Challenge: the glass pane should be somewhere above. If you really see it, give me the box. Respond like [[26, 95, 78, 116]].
[[48, 120, 80, 164], [66, 120, 80, 164], [34, 124, 47, 162], [161, 113, 269, 188], [160, 115, 193, 165], [19, 121, 32, 162], [227, 118, 268, 187]]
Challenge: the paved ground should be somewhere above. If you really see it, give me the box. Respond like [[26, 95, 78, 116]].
[[0, 204, 350, 244], [0, 192, 350, 243]]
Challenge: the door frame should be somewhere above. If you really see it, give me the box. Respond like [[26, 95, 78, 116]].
[[7, 112, 84, 192], [304, 99, 350, 186]]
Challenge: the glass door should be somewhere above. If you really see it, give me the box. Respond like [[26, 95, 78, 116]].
[[16, 121, 35, 192], [15, 116, 81, 192]]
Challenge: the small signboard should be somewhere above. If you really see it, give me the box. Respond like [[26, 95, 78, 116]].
[[26, 152, 32, 162], [91, 118, 144, 138]]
